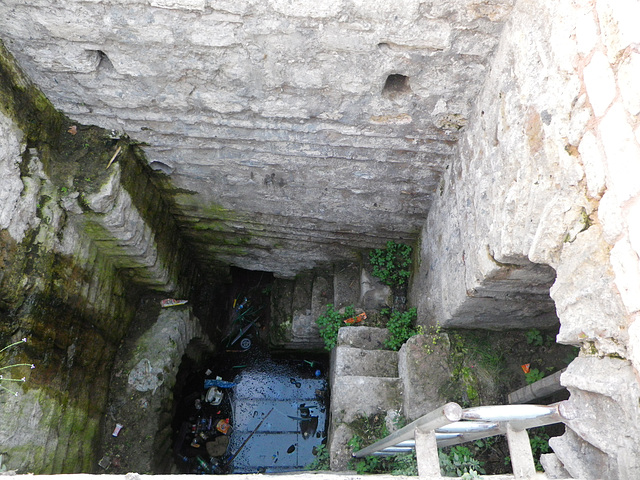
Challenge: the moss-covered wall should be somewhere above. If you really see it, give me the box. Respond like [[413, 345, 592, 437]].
[[0, 39, 196, 473]]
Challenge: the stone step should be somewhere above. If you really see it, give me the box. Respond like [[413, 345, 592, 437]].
[[332, 346, 398, 379], [337, 326, 391, 350], [329, 376, 402, 425]]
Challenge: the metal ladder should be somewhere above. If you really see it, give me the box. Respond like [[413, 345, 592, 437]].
[[352, 401, 570, 479]]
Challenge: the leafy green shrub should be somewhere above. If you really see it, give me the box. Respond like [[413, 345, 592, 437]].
[[529, 428, 551, 471], [369, 241, 413, 289], [525, 328, 544, 346], [385, 308, 418, 350], [316, 304, 355, 350], [524, 367, 545, 384], [439, 446, 485, 477], [307, 443, 329, 470]]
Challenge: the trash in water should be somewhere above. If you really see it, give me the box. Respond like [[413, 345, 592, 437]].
[[216, 418, 232, 435], [112, 423, 123, 437], [161, 298, 188, 308], [204, 378, 237, 389], [206, 387, 223, 405], [240, 337, 252, 350], [300, 417, 318, 439], [98, 456, 111, 469]]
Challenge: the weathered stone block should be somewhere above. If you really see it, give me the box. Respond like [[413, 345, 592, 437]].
[[333, 346, 398, 378], [557, 356, 640, 479], [337, 326, 391, 349], [599, 102, 640, 202], [330, 376, 402, 424], [398, 334, 452, 421]]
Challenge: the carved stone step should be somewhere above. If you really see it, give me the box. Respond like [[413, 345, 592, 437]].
[[332, 345, 398, 379]]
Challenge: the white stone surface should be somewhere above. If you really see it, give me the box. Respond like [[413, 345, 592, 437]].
[[578, 131, 606, 198], [574, 8, 598, 56], [583, 50, 616, 117], [410, 1, 640, 474], [150, 0, 206, 11], [618, 52, 640, 116], [560, 356, 640, 479], [595, 0, 640, 63], [610, 236, 640, 315], [598, 102, 640, 202]]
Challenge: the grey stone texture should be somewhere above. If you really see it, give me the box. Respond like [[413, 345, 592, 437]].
[[1, 0, 640, 476], [329, 326, 402, 472], [333, 346, 398, 378], [408, 0, 640, 476], [337, 326, 390, 350], [0, 0, 514, 278], [398, 334, 452, 421], [109, 307, 213, 473]]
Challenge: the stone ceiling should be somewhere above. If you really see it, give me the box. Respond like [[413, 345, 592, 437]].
[[0, 0, 514, 277]]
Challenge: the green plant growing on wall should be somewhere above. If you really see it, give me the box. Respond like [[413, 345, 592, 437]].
[[0, 338, 35, 396], [385, 307, 418, 350], [369, 241, 413, 289], [439, 445, 485, 477], [525, 328, 544, 346], [316, 304, 355, 350]]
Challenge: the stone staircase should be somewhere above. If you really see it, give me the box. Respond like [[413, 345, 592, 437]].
[[328, 326, 402, 470], [269, 261, 391, 351], [268, 261, 407, 471]]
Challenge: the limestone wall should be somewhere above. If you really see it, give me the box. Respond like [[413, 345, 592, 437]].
[[412, 0, 640, 477], [0, 42, 195, 472], [0, 0, 516, 278]]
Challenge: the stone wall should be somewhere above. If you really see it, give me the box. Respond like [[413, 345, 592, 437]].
[[0, 0, 515, 278], [0, 42, 195, 473], [411, 0, 640, 477]]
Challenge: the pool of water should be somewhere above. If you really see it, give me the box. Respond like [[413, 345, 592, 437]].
[[227, 354, 328, 473], [172, 347, 328, 474]]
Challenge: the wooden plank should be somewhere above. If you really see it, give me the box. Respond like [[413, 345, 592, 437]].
[[415, 428, 442, 479]]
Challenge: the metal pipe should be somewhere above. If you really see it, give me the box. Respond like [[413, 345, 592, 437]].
[[436, 421, 500, 433], [461, 404, 559, 422], [352, 402, 462, 458], [223, 407, 274, 468]]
